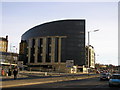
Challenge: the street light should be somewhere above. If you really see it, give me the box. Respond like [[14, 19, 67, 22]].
[[87, 29, 99, 69], [88, 29, 99, 46]]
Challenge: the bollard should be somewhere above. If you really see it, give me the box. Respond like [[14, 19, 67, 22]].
[[45, 72, 47, 76]]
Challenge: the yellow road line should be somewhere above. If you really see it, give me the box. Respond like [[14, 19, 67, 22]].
[[1, 75, 99, 88], [1, 80, 58, 88]]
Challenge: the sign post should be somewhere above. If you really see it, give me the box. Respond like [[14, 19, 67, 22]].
[[66, 60, 74, 68], [66, 60, 74, 73]]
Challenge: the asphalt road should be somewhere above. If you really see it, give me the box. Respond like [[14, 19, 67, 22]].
[[7, 77, 120, 89]]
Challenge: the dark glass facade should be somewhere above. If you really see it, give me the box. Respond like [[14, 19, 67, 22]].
[[20, 19, 86, 66]]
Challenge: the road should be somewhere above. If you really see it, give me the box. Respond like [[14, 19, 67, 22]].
[[4, 77, 120, 89], [1, 72, 96, 81]]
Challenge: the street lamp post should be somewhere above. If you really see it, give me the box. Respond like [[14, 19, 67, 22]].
[[87, 29, 99, 69]]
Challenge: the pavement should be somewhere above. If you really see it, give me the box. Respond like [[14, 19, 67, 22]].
[[0, 71, 100, 88]]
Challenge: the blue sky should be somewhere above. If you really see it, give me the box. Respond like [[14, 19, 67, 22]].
[[1, 1, 118, 65]]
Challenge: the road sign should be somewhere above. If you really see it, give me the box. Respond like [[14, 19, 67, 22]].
[[66, 60, 74, 67]]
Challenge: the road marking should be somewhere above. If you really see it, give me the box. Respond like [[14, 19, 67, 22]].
[[1, 80, 59, 88]]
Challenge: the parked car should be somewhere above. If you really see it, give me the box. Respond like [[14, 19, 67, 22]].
[[109, 74, 120, 87], [100, 73, 112, 80]]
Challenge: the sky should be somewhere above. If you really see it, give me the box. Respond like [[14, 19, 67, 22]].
[[0, 0, 119, 65]]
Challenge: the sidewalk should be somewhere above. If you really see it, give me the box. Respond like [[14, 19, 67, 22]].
[[0, 70, 49, 80], [0, 73, 28, 79], [19, 70, 90, 76]]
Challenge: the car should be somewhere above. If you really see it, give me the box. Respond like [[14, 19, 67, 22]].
[[109, 74, 120, 87], [100, 73, 112, 80]]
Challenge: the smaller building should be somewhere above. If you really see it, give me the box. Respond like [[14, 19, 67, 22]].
[[0, 36, 8, 52], [0, 52, 18, 64], [86, 45, 95, 69], [117, 65, 120, 73], [0, 36, 19, 71], [0, 52, 18, 75]]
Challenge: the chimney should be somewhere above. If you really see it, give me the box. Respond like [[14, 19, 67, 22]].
[[6, 35, 8, 40]]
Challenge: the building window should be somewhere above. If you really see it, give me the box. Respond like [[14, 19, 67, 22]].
[[46, 38, 51, 62], [38, 38, 43, 62], [55, 38, 59, 62], [30, 39, 35, 63]]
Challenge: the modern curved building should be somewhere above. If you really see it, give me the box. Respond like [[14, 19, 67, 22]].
[[19, 19, 86, 72]]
